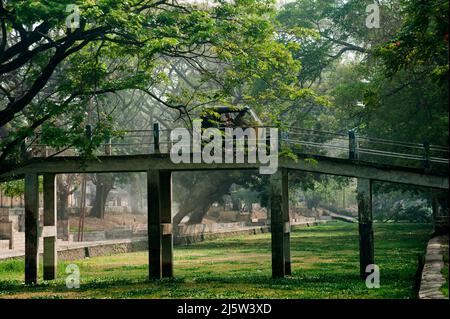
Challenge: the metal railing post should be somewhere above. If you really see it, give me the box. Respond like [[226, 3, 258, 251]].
[[423, 140, 431, 170], [280, 130, 288, 150], [153, 122, 160, 154], [349, 129, 358, 160], [278, 128, 282, 151], [104, 133, 112, 156]]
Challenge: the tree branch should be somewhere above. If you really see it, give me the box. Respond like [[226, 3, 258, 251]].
[[0, 28, 105, 128]]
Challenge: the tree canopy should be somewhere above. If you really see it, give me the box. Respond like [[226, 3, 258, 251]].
[[0, 0, 310, 172], [0, 0, 447, 223]]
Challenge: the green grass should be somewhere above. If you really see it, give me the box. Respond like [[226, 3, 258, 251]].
[[0, 221, 431, 299]]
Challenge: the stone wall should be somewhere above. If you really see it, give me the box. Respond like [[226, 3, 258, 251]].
[[418, 235, 447, 299], [58, 240, 148, 261], [174, 220, 326, 245], [70, 226, 134, 242], [174, 226, 270, 245], [80, 230, 107, 242], [0, 208, 13, 249], [0, 222, 13, 249], [176, 221, 251, 236]]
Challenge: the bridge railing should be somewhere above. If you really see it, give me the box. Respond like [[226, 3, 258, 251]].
[[356, 135, 449, 169], [281, 127, 349, 158], [6, 124, 449, 171], [154, 125, 279, 154], [280, 126, 448, 169], [25, 129, 158, 157]]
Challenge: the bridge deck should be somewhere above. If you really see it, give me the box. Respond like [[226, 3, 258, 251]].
[[1, 152, 447, 189]]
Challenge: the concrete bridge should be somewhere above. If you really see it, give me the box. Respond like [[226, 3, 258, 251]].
[[0, 125, 448, 284]]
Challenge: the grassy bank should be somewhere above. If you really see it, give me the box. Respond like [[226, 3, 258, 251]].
[[0, 221, 431, 299]]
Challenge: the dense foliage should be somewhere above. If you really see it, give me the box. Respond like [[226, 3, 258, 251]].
[[0, 0, 447, 223]]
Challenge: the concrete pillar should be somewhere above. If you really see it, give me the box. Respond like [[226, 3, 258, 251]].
[[270, 169, 289, 278], [147, 170, 173, 279], [43, 174, 57, 280], [147, 170, 162, 279], [25, 174, 39, 285], [160, 171, 173, 278], [357, 178, 374, 279], [282, 168, 291, 275]]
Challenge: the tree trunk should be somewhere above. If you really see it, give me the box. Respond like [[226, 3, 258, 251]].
[[57, 174, 78, 220], [173, 210, 186, 226], [231, 196, 240, 211], [172, 172, 254, 227], [57, 191, 69, 220], [89, 174, 115, 219], [432, 190, 449, 236], [129, 173, 143, 214], [173, 182, 232, 225], [186, 205, 210, 224]]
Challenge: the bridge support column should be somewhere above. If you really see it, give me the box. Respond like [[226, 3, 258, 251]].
[[148, 170, 162, 279], [160, 171, 173, 278], [270, 169, 290, 278], [43, 174, 57, 281], [357, 178, 374, 279], [147, 170, 173, 279], [25, 174, 39, 285], [282, 169, 291, 275]]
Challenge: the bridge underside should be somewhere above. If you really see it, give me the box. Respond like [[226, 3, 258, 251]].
[[3, 153, 447, 284]]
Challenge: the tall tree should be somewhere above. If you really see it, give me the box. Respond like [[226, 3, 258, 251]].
[[0, 0, 307, 174]]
